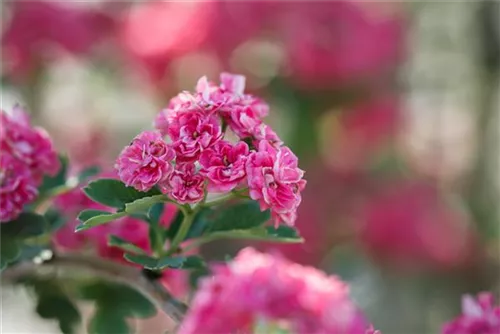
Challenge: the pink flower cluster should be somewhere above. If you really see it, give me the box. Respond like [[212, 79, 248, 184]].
[[442, 293, 500, 334], [179, 247, 371, 334], [116, 73, 306, 225], [0, 106, 59, 222]]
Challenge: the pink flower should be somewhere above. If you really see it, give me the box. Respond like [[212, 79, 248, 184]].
[[199, 141, 249, 193], [2, 1, 113, 79], [115, 131, 175, 192], [154, 92, 207, 136], [1, 106, 60, 182], [166, 163, 205, 204], [0, 153, 38, 222], [359, 181, 478, 270], [224, 106, 262, 139], [442, 293, 500, 334], [246, 141, 306, 226], [179, 247, 369, 334], [169, 111, 223, 162]]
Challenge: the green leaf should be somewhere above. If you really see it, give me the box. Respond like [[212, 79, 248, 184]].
[[79, 281, 157, 318], [166, 208, 211, 241], [148, 203, 165, 225], [108, 235, 147, 255], [0, 238, 21, 270], [81, 281, 156, 334], [207, 201, 270, 232], [181, 255, 206, 270], [125, 194, 166, 214], [39, 155, 68, 194], [88, 311, 130, 334], [0, 213, 48, 270], [83, 179, 161, 210], [25, 277, 81, 334], [76, 210, 127, 231], [44, 209, 66, 232], [76, 166, 101, 184], [124, 254, 186, 270], [202, 225, 303, 244], [0, 212, 48, 238]]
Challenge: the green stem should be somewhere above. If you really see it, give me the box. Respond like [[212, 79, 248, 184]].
[[167, 206, 195, 256]]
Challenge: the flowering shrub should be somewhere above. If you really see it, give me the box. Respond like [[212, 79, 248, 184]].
[[0, 73, 492, 334]]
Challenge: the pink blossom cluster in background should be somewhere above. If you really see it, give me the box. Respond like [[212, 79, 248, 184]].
[[120, 1, 403, 88], [0, 106, 59, 222], [442, 293, 500, 334], [2, 1, 114, 80], [116, 73, 306, 226], [52, 172, 187, 297], [179, 247, 375, 334]]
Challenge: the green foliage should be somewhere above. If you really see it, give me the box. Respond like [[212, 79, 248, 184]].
[[24, 278, 81, 334], [83, 179, 161, 211], [108, 235, 147, 255], [79, 281, 157, 334], [202, 225, 303, 244], [76, 210, 127, 231], [0, 212, 48, 270], [124, 254, 185, 270], [181, 255, 207, 270], [206, 201, 271, 232], [39, 155, 68, 195]]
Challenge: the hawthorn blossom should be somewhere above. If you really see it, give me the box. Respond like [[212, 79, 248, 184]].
[[246, 141, 306, 226], [0, 153, 38, 222], [442, 292, 500, 334], [168, 111, 223, 162], [115, 131, 175, 192], [166, 163, 205, 204], [1, 106, 60, 182], [179, 247, 369, 334], [199, 141, 249, 192]]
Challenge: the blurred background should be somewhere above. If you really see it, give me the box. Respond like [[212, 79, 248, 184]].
[[1, 1, 499, 333]]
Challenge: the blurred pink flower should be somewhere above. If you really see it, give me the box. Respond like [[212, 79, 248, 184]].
[[246, 141, 306, 226], [0, 153, 38, 222], [115, 131, 175, 192], [2, 1, 113, 79], [442, 292, 500, 334], [359, 181, 478, 270], [200, 140, 249, 193], [281, 1, 404, 88], [120, 2, 214, 83], [1, 106, 60, 182], [325, 96, 400, 172], [166, 163, 205, 205], [179, 247, 369, 334]]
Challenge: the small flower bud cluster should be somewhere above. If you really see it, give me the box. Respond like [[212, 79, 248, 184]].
[[116, 73, 306, 225], [0, 106, 59, 222]]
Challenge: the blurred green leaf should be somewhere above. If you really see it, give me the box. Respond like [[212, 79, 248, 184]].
[[76, 166, 101, 184], [181, 255, 207, 270], [124, 254, 185, 270], [25, 278, 81, 334], [39, 155, 68, 194], [108, 235, 147, 255], [80, 281, 156, 334], [148, 203, 165, 225], [0, 238, 21, 270]]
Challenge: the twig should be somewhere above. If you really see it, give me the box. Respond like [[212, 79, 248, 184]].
[[1, 252, 188, 323]]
